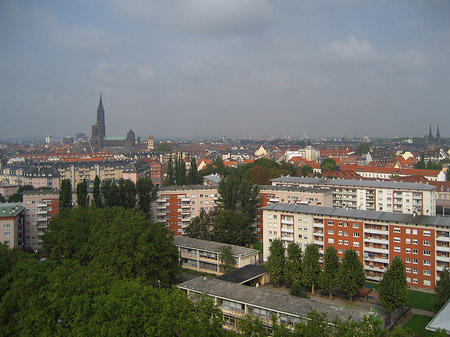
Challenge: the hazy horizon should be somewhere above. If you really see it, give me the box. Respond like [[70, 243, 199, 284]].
[[1, 1, 449, 140]]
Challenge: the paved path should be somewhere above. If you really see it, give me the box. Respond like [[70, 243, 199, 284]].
[[411, 308, 435, 317]]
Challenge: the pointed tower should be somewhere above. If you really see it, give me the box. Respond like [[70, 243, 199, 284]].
[[428, 125, 434, 144], [91, 94, 106, 149], [436, 125, 441, 146]]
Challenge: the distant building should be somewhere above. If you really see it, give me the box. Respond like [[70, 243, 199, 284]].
[[0, 183, 18, 199], [22, 190, 59, 251], [63, 137, 73, 145], [148, 135, 154, 151], [45, 135, 52, 144], [90, 95, 137, 149], [0, 203, 24, 249], [174, 236, 259, 275]]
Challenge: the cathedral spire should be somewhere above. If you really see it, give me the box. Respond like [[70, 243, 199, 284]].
[[97, 94, 105, 126], [428, 125, 433, 144], [436, 125, 441, 146]]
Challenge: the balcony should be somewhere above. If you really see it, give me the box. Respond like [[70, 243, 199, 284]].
[[436, 255, 450, 263], [364, 256, 389, 264], [281, 227, 294, 234], [366, 275, 382, 282], [436, 245, 449, 252], [156, 199, 166, 203], [437, 236, 450, 243], [281, 236, 294, 242], [157, 211, 167, 216], [182, 217, 191, 222], [364, 227, 389, 235], [269, 198, 279, 203], [314, 231, 324, 236], [281, 218, 294, 225], [364, 246, 389, 254], [364, 265, 387, 273], [364, 236, 389, 245], [313, 222, 324, 228], [181, 204, 191, 209], [181, 198, 190, 202], [37, 203, 47, 208], [157, 205, 167, 210], [314, 239, 324, 246]]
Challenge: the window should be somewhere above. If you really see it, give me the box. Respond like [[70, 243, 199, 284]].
[[352, 223, 359, 229], [424, 280, 431, 286], [413, 268, 418, 274], [424, 260, 431, 266], [338, 240, 343, 245], [406, 228, 411, 234], [406, 248, 411, 254], [338, 222, 343, 227], [412, 239, 418, 245], [328, 221, 334, 226], [344, 231, 349, 236], [303, 227, 307, 231], [353, 242, 360, 247], [424, 250, 431, 256], [394, 227, 401, 233], [406, 238, 411, 244], [3, 224, 10, 230], [353, 232, 360, 238], [394, 247, 401, 252], [338, 231, 343, 236], [412, 229, 418, 235], [423, 240, 430, 246], [413, 258, 418, 264], [338, 248, 343, 254], [328, 238, 334, 244], [413, 249, 418, 254], [394, 237, 401, 243], [406, 267, 411, 273], [328, 230, 334, 235], [3, 232, 10, 237], [406, 257, 411, 263], [424, 270, 431, 276], [298, 234, 302, 239], [273, 215, 277, 219], [344, 222, 348, 227], [423, 230, 431, 237], [413, 278, 418, 284], [344, 240, 349, 246]]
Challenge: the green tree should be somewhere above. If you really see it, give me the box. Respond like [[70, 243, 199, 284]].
[[301, 244, 321, 294], [187, 157, 202, 185], [175, 153, 187, 186], [165, 154, 175, 186], [136, 178, 158, 218], [76, 178, 88, 208], [433, 268, 450, 313], [356, 143, 371, 155], [185, 208, 215, 241], [414, 153, 426, 169], [300, 165, 313, 177], [7, 185, 34, 203], [219, 245, 235, 273], [0, 193, 6, 203], [284, 242, 302, 285], [212, 209, 256, 246], [59, 178, 72, 211], [101, 180, 119, 207], [93, 175, 103, 208], [320, 158, 337, 172], [319, 246, 340, 299], [379, 256, 407, 312], [117, 178, 136, 209], [338, 249, 365, 301], [266, 239, 285, 286], [156, 142, 171, 152]]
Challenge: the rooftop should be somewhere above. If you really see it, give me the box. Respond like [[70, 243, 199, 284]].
[[174, 236, 259, 258], [215, 264, 267, 284], [271, 176, 436, 191], [262, 203, 450, 227], [0, 203, 24, 218], [178, 277, 367, 322]]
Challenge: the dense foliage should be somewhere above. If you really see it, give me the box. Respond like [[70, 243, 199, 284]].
[[433, 267, 450, 313], [379, 256, 407, 312], [266, 239, 285, 286]]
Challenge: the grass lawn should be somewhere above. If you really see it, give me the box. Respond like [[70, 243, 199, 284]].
[[365, 281, 379, 290], [402, 314, 433, 336], [407, 290, 434, 312]]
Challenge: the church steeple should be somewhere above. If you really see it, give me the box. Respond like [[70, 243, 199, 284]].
[[436, 125, 441, 146], [428, 125, 434, 144], [97, 94, 105, 126]]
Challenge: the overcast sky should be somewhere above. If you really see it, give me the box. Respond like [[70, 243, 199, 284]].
[[1, 0, 449, 140]]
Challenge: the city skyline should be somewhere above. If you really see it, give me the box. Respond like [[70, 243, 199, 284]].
[[1, 1, 450, 140]]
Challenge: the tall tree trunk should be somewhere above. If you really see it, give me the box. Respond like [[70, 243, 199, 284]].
[[311, 283, 315, 295]]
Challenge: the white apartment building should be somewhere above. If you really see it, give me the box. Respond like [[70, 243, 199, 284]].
[[272, 177, 436, 216], [0, 203, 24, 248]]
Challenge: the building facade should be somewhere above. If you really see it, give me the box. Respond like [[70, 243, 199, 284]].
[[22, 190, 59, 251], [174, 236, 259, 275], [262, 204, 450, 291], [0, 203, 24, 248], [272, 177, 436, 216]]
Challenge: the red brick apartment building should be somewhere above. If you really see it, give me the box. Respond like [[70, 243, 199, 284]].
[[263, 204, 450, 291]]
